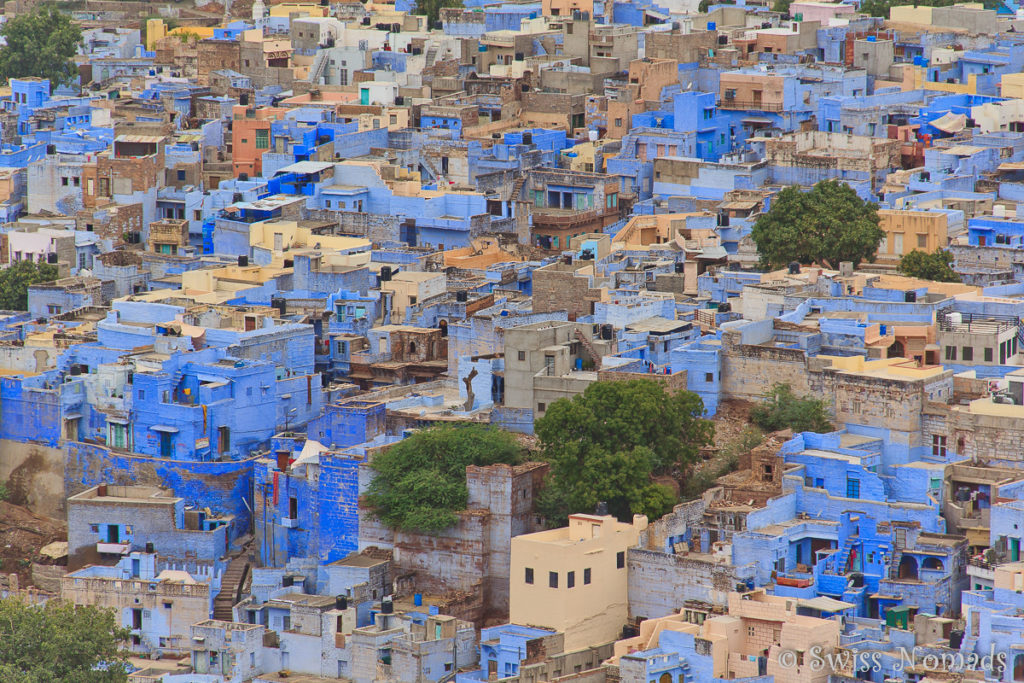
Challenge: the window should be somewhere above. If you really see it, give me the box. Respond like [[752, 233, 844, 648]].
[[567, 571, 575, 588], [962, 346, 974, 362], [748, 626, 756, 637], [525, 568, 534, 584], [517, 351, 526, 361], [47, 304, 61, 315], [61, 177, 68, 186], [945, 346, 957, 361], [218, 426, 230, 453], [917, 233, 928, 248], [549, 571, 558, 588], [614, 118, 623, 127], [932, 434, 947, 457], [108, 422, 127, 449], [617, 551, 625, 569], [846, 478, 860, 499], [705, 372, 714, 382], [289, 496, 298, 519], [255, 129, 269, 149], [583, 568, 591, 584], [537, 403, 546, 412], [177, 170, 186, 181], [73, 177, 80, 187], [985, 347, 993, 362]]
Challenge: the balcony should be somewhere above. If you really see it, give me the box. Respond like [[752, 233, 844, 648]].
[[281, 517, 299, 529], [718, 98, 785, 112], [97, 542, 131, 555]]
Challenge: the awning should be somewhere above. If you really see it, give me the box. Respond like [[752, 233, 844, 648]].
[[943, 144, 984, 156], [999, 161, 1024, 171], [106, 416, 130, 424], [64, 413, 82, 420], [930, 112, 966, 134], [274, 160, 334, 176], [150, 424, 179, 433], [798, 596, 855, 612], [742, 116, 774, 124], [115, 134, 165, 144]]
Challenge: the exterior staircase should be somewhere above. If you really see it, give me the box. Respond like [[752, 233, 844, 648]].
[[574, 329, 602, 370], [424, 44, 438, 67], [888, 549, 903, 580], [213, 555, 250, 621]]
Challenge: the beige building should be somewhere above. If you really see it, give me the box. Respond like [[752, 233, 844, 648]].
[[510, 513, 647, 650], [381, 271, 446, 323], [877, 209, 948, 262]]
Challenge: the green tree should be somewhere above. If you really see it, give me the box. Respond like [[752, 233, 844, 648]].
[[750, 384, 832, 434], [0, 261, 58, 311], [772, 0, 793, 14], [0, 597, 130, 682], [535, 379, 714, 525], [898, 248, 961, 283], [415, 0, 463, 29], [751, 179, 884, 270], [363, 424, 522, 533], [0, 7, 83, 87]]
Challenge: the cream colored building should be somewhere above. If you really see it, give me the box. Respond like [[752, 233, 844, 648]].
[[381, 271, 446, 323], [510, 514, 647, 650]]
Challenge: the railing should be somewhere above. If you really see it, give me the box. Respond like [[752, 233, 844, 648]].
[[718, 99, 786, 112]]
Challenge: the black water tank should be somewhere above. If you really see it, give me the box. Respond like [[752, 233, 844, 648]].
[[69, 365, 82, 376], [336, 595, 348, 610], [523, 132, 533, 145], [271, 297, 287, 315], [719, 302, 731, 313], [788, 261, 801, 274], [380, 265, 393, 282], [949, 629, 964, 649], [145, 542, 155, 554], [381, 597, 394, 614], [601, 324, 613, 340], [718, 34, 728, 45], [674, 261, 685, 273], [238, 255, 248, 267], [283, 575, 294, 587], [456, 290, 468, 302], [47, 252, 58, 264], [46, 144, 56, 155], [239, 92, 249, 106], [239, 172, 249, 182], [905, 290, 917, 303], [595, 501, 608, 515]]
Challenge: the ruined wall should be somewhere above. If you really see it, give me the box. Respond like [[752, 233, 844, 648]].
[[720, 336, 815, 402], [0, 439, 65, 518], [627, 548, 739, 620]]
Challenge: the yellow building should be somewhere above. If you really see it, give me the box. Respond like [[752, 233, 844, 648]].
[[510, 513, 647, 650], [876, 209, 948, 262]]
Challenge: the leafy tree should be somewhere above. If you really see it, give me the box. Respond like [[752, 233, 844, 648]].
[[414, 0, 463, 28], [363, 424, 521, 533], [898, 249, 961, 283], [772, 0, 793, 14], [699, 0, 735, 11], [535, 379, 714, 525], [0, 261, 58, 311], [0, 7, 83, 87], [681, 426, 762, 500], [0, 597, 130, 682], [750, 384, 832, 434], [751, 180, 884, 271]]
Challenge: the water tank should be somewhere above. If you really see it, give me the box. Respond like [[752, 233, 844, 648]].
[[282, 575, 294, 587], [47, 252, 58, 264], [947, 312, 962, 327], [381, 597, 394, 614], [336, 595, 348, 610], [45, 144, 56, 155], [69, 365, 82, 376], [707, 21, 716, 30], [271, 297, 287, 315], [456, 290, 468, 302], [238, 173, 249, 182], [239, 92, 249, 106], [238, 255, 248, 267], [719, 302, 731, 313], [905, 290, 917, 303], [588, 129, 598, 142], [380, 265, 393, 282], [949, 629, 964, 650], [788, 261, 801, 274], [601, 323, 613, 340], [523, 132, 533, 145], [145, 542, 155, 554], [674, 262, 685, 273]]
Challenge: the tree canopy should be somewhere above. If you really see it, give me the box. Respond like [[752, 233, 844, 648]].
[[898, 249, 961, 283], [0, 261, 58, 311], [859, 0, 998, 18], [363, 423, 522, 533], [751, 180, 884, 271], [0, 8, 83, 87], [415, 0, 463, 29], [535, 379, 714, 525], [0, 597, 130, 683], [750, 383, 833, 434]]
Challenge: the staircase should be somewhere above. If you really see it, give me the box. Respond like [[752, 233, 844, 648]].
[[424, 44, 438, 68], [510, 175, 527, 202], [832, 539, 855, 574], [213, 555, 250, 621], [574, 329, 603, 370], [888, 549, 903, 580], [309, 49, 330, 85]]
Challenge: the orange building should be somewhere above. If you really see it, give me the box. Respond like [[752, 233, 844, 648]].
[[230, 105, 287, 178]]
